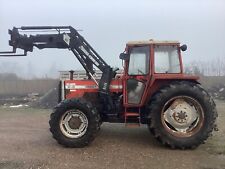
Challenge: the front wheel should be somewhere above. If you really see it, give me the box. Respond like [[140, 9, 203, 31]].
[[147, 81, 217, 149], [49, 98, 100, 148]]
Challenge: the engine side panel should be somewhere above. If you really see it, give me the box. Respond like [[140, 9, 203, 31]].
[[64, 79, 123, 99]]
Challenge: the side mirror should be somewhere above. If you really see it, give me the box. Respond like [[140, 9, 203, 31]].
[[180, 44, 187, 51], [119, 53, 129, 60]]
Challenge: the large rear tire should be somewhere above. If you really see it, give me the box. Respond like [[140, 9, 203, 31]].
[[49, 98, 100, 148], [147, 81, 217, 149]]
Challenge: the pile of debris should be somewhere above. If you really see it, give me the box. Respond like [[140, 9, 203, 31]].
[[30, 88, 58, 109], [0, 95, 28, 106], [0, 88, 59, 109], [207, 84, 225, 100]]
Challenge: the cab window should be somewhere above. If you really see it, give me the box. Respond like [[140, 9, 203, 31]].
[[154, 45, 181, 73], [128, 46, 150, 75]]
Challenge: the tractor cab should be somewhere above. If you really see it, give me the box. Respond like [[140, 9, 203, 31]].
[[120, 40, 188, 107]]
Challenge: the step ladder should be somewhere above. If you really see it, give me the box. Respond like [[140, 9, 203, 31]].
[[124, 108, 141, 127]]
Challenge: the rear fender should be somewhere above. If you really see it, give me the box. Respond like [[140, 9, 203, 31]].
[[144, 78, 200, 105]]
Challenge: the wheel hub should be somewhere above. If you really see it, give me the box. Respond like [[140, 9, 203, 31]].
[[68, 116, 82, 129], [173, 111, 187, 123]]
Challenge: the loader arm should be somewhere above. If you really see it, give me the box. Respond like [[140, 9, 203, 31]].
[[0, 26, 116, 111]]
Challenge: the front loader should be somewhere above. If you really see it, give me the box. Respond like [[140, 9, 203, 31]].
[[0, 26, 217, 149]]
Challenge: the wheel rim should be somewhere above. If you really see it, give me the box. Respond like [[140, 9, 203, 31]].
[[161, 96, 204, 138], [60, 109, 88, 138]]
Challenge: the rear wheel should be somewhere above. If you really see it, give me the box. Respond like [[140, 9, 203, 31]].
[[147, 81, 217, 149], [49, 98, 100, 147]]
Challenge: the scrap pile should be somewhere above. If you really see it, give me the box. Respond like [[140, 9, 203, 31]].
[[0, 88, 58, 109], [207, 84, 225, 100], [30, 88, 58, 108]]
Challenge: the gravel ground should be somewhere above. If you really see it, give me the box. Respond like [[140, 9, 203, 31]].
[[0, 100, 225, 169]]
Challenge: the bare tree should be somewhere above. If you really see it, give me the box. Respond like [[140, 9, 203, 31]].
[[184, 57, 225, 76]]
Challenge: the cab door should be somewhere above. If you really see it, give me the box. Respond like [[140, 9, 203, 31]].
[[124, 46, 150, 106]]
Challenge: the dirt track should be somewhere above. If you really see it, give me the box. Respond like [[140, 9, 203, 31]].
[[0, 101, 225, 169]]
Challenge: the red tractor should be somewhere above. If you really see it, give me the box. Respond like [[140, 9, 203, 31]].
[[0, 26, 217, 149]]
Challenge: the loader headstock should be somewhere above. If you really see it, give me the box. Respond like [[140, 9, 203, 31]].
[[0, 26, 72, 57], [0, 27, 27, 56]]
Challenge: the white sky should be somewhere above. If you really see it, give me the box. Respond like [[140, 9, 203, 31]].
[[0, 0, 225, 78]]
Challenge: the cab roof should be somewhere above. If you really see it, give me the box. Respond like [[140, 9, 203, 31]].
[[127, 39, 180, 45]]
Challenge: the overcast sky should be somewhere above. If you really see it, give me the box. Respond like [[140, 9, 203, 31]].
[[0, 0, 225, 78]]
